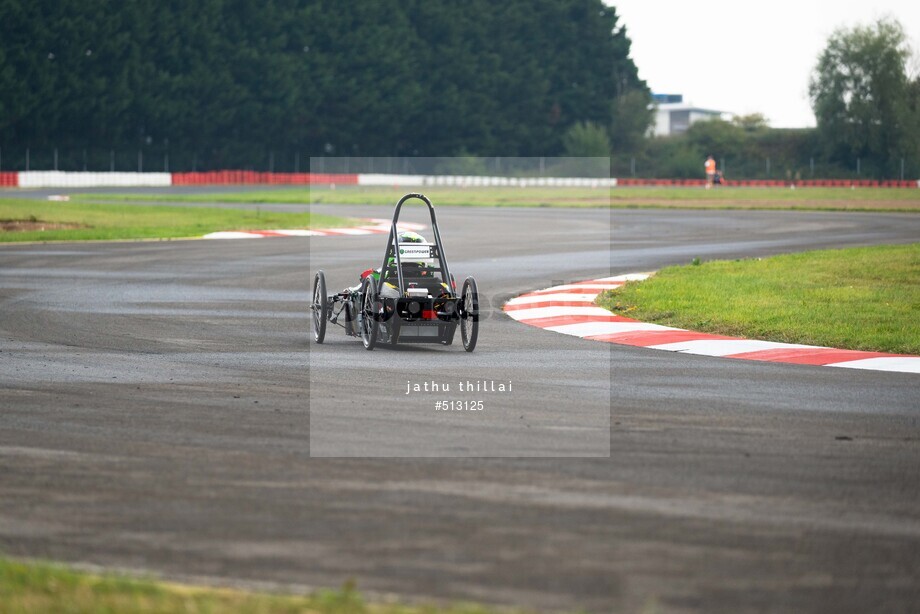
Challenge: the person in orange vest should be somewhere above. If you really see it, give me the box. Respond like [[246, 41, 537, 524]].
[[704, 155, 717, 189]]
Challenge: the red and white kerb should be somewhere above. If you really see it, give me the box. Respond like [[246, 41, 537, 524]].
[[504, 274, 920, 374]]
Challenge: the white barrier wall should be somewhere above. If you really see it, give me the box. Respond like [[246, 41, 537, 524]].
[[18, 171, 172, 189], [357, 173, 425, 186], [356, 174, 617, 188]]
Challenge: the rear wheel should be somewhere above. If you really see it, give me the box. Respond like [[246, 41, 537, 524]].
[[460, 277, 479, 352], [312, 271, 327, 343], [361, 275, 380, 350]]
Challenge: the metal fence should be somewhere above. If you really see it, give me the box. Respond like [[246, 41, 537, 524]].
[[610, 154, 918, 182], [1, 147, 916, 181]]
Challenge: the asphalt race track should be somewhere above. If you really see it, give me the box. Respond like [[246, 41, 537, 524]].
[[1, 201, 919, 612]]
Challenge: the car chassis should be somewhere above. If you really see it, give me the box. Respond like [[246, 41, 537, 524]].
[[312, 193, 479, 351]]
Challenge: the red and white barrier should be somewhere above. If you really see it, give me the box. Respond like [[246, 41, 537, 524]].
[[617, 178, 920, 188], [171, 171, 358, 186], [0, 170, 916, 189], [0, 170, 360, 189]]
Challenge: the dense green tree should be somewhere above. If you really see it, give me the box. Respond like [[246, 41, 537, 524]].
[[685, 119, 746, 161], [562, 121, 610, 157], [643, 119, 824, 180], [609, 89, 652, 152], [731, 113, 770, 132], [809, 18, 919, 176], [0, 0, 646, 169]]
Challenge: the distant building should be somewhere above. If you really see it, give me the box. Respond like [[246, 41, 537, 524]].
[[650, 94, 729, 136], [651, 93, 683, 104]]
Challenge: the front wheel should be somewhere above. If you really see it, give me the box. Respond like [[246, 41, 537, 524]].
[[459, 277, 479, 352], [312, 271, 328, 343], [360, 275, 380, 350]]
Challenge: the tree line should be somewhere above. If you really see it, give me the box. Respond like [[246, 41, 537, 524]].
[[0, 0, 648, 171], [3, 4, 915, 179]]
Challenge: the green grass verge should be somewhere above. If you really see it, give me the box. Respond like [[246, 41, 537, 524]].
[[0, 557, 522, 614], [74, 185, 920, 211], [597, 244, 920, 354], [75, 187, 611, 208], [0, 198, 351, 243]]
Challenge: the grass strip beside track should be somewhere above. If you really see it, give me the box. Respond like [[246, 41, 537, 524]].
[[0, 557, 522, 614], [597, 244, 920, 355], [0, 198, 351, 243], [75, 186, 920, 211]]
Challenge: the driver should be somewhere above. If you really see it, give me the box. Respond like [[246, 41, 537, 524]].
[[346, 231, 432, 298]]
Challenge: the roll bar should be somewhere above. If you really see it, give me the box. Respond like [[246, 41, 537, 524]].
[[378, 193, 455, 297]]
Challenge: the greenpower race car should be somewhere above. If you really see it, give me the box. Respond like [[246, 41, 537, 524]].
[[311, 193, 479, 351]]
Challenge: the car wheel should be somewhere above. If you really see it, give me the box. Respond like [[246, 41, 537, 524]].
[[361, 275, 380, 350], [460, 277, 479, 352], [312, 271, 327, 343]]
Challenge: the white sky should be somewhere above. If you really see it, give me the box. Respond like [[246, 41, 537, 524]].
[[609, 0, 920, 128]]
